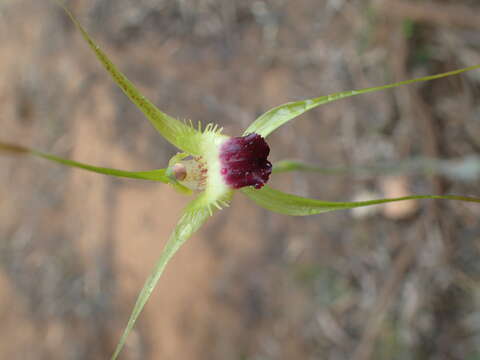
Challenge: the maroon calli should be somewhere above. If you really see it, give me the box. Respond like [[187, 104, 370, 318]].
[[219, 133, 272, 189]]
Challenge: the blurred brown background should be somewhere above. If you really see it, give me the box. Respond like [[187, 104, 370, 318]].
[[1, 0, 480, 359]]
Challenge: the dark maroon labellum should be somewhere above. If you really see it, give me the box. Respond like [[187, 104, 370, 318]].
[[219, 133, 272, 189]]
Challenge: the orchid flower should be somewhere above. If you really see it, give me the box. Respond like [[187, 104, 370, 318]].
[[1, 3, 480, 359]]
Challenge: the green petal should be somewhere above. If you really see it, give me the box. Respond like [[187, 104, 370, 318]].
[[241, 185, 480, 216], [110, 193, 226, 360], [244, 65, 480, 137], [272, 157, 480, 181], [55, 1, 202, 154], [272, 160, 348, 175], [0, 141, 169, 182]]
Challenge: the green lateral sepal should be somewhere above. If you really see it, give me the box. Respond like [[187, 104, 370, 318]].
[[110, 192, 230, 360], [1, 141, 170, 182], [245, 65, 480, 138], [55, 1, 203, 155], [242, 185, 480, 216]]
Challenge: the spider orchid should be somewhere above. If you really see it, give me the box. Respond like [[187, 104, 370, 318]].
[[1, 3, 480, 359]]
